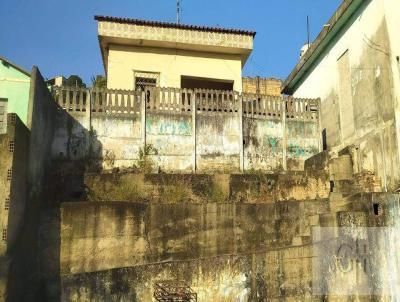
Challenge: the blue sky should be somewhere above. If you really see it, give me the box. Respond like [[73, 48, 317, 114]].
[[0, 0, 341, 84]]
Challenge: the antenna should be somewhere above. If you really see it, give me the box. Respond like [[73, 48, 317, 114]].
[[176, 0, 181, 24], [307, 15, 310, 46]]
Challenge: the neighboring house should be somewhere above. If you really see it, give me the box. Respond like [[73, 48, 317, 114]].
[[95, 16, 255, 92], [0, 56, 31, 132], [282, 0, 400, 191], [242, 77, 282, 96], [46, 76, 66, 87]]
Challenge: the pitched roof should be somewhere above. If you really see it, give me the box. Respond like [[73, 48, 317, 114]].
[[0, 56, 31, 77], [94, 15, 256, 37]]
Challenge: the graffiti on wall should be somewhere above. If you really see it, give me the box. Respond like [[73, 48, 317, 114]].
[[146, 115, 191, 136]]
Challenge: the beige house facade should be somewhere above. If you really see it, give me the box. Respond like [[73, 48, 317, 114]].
[[282, 0, 400, 191], [95, 16, 255, 92]]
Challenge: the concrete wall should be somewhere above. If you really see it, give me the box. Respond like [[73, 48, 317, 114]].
[[50, 87, 321, 172], [292, 0, 400, 190], [57, 199, 328, 275], [0, 59, 31, 125], [243, 117, 284, 171], [196, 112, 241, 172], [0, 67, 61, 302], [0, 114, 30, 301], [36, 160, 400, 301], [27, 67, 57, 200], [147, 112, 193, 171], [107, 45, 243, 92], [36, 169, 330, 301]]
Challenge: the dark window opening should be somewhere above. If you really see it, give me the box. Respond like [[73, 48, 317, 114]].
[[181, 76, 233, 91], [135, 77, 157, 91], [322, 129, 328, 151], [330, 181, 335, 192], [372, 203, 382, 216]]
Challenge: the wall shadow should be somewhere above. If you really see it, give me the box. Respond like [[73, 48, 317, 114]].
[[37, 102, 104, 301], [4, 71, 103, 301]]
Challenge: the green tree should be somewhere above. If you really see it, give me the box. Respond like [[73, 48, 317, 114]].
[[91, 75, 107, 88], [66, 75, 86, 88]]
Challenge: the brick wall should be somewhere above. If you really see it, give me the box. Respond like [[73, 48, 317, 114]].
[[242, 77, 282, 96]]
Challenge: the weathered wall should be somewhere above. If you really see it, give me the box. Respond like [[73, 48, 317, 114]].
[[79, 171, 330, 204], [51, 111, 91, 161], [196, 112, 241, 172], [286, 119, 319, 170], [92, 113, 141, 169], [1, 66, 61, 302], [292, 0, 400, 190], [147, 112, 193, 172], [56, 199, 328, 276], [37, 161, 399, 301], [2, 115, 29, 251], [0, 114, 29, 301], [243, 117, 284, 171], [50, 87, 321, 173], [27, 66, 57, 200], [60, 248, 317, 302]]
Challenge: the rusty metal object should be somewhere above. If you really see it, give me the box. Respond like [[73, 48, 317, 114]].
[[154, 281, 197, 302]]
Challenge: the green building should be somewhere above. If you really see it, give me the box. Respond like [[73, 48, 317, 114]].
[[0, 56, 31, 132]]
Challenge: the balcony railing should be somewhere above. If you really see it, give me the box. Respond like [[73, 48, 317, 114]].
[[51, 86, 320, 120]]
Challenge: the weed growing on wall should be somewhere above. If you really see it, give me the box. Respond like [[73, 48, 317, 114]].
[[137, 144, 158, 173]]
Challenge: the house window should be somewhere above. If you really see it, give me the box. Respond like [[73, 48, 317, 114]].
[[2, 229, 7, 241], [7, 169, 12, 181], [134, 71, 159, 91], [4, 198, 9, 211]]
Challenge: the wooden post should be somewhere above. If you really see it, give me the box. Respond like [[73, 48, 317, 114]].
[[239, 93, 244, 172], [282, 98, 287, 171], [191, 90, 197, 172]]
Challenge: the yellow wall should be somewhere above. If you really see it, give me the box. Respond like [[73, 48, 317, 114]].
[[107, 44, 243, 92]]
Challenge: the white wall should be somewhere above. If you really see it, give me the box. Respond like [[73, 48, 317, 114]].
[[292, 0, 400, 190]]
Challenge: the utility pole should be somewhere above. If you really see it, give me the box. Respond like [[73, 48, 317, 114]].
[[307, 15, 310, 46], [177, 0, 181, 24]]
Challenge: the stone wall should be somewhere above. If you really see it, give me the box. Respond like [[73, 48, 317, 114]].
[[50, 86, 321, 172]]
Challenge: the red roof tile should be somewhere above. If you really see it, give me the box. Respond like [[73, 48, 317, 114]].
[[94, 15, 256, 37]]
